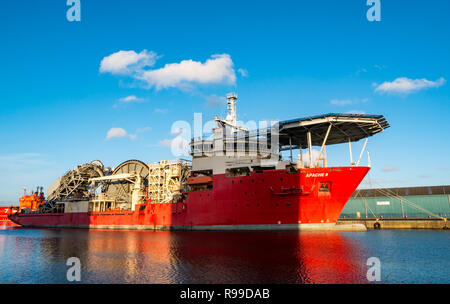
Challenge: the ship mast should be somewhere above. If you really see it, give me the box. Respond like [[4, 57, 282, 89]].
[[214, 93, 247, 132]]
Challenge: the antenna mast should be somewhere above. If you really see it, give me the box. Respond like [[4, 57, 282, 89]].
[[214, 93, 247, 132]]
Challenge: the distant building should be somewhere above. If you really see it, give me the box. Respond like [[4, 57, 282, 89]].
[[340, 185, 450, 219]]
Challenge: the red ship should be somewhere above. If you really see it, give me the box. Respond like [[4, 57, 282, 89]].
[[9, 94, 389, 231], [0, 207, 19, 227], [1, 188, 45, 227]]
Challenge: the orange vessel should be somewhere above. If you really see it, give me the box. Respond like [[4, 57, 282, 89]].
[[18, 187, 46, 211], [1, 187, 45, 227]]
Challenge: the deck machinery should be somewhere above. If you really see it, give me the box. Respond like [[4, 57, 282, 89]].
[[39, 159, 190, 214]]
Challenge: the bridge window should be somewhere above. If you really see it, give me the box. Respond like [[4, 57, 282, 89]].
[[252, 166, 275, 173], [226, 167, 250, 177], [189, 184, 212, 191]]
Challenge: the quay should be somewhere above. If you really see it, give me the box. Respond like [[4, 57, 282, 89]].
[[339, 185, 450, 229]]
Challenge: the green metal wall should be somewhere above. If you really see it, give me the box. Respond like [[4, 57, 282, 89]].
[[340, 194, 450, 219]]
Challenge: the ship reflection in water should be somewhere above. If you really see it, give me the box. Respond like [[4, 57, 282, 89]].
[[0, 229, 368, 283], [0, 229, 449, 283]]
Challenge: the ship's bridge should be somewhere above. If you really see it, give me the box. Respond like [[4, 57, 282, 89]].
[[190, 112, 389, 174], [189, 94, 390, 174]]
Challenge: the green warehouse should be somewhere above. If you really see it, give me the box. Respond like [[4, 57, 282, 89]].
[[340, 185, 450, 219]]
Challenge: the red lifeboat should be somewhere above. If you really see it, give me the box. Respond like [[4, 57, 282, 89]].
[[187, 176, 213, 185]]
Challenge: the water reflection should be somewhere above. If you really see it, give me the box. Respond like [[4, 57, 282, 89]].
[[0, 228, 369, 283], [168, 231, 367, 283]]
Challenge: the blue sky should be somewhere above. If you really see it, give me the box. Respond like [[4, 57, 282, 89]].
[[1, 0, 449, 204]]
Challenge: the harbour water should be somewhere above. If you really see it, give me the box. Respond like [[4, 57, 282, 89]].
[[0, 227, 448, 284]]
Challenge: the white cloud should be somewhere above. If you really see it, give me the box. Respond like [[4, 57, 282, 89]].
[[119, 95, 145, 103], [330, 99, 353, 106], [154, 108, 168, 114], [355, 68, 368, 76], [106, 128, 137, 140], [330, 98, 369, 107], [238, 68, 248, 77], [100, 51, 236, 91], [374, 64, 387, 70], [375, 77, 446, 95], [346, 110, 366, 115], [355, 65, 387, 76], [106, 128, 127, 139], [139, 54, 236, 90], [100, 50, 157, 75]]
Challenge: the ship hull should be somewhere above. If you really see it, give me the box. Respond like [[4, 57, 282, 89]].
[[9, 166, 369, 231], [1, 207, 19, 227]]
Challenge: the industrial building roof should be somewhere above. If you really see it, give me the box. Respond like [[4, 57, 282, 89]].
[[352, 185, 450, 198]]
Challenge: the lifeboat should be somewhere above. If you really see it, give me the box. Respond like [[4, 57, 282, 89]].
[[187, 176, 213, 185]]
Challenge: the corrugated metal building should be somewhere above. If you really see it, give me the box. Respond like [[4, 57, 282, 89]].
[[340, 185, 450, 219]]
